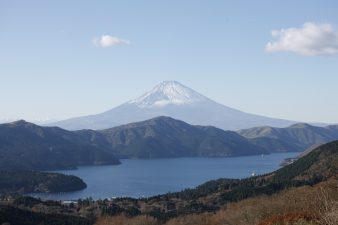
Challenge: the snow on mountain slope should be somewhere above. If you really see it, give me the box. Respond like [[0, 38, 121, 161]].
[[128, 81, 208, 107], [48, 81, 298, 131]]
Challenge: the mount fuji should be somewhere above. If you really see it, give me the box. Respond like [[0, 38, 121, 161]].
[[49, 81, 297, 130]]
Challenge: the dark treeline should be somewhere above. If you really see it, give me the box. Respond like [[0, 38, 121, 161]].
[[0, 205, 94, 225], [0, 170, 86, 194]]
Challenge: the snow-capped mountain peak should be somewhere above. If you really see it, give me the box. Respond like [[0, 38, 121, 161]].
[[49, 81, 297, 130], [128, 81, 208, 108]]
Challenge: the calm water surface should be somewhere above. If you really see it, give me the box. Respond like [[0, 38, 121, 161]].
[[31, 152, 298, 200]]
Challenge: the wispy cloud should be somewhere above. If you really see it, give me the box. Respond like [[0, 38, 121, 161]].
[[93, 35, 130, 47], [265, 22, 338, 56]]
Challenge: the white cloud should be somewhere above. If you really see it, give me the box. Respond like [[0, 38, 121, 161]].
[[265, 22, 338, 56], [93, 35, 130, 47]]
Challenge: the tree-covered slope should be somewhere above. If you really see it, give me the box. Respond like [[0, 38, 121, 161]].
[[273, 140, 338, 181], [238, 123, 338, 152], [93, 116, 267, 158], [0, 170, 87, 193], [178, 140, 338, 201], [0, 205, 94, 225], [0, 120, 120, 170]]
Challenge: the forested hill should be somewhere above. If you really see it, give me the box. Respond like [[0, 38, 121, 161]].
[[1, 117, 338, 170], [0, 120, 120, 170], [90, 116, 267, 158], [238, 123, 338, 152], [0, 170, 87, 193]]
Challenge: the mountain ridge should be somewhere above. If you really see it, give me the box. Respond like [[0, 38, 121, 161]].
[[0, 120, 121, 170], [0, 117, 267, 170], [2, 117, 338, 171], [238, 123, 338, 152], [78, 116, 267, 158]]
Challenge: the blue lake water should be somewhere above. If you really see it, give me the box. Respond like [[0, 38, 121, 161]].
[[31, 152, 298, 200]]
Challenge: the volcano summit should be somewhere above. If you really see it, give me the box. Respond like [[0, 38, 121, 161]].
[[50, 81, 296, 130]]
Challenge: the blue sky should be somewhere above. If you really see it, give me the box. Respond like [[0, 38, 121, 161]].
[[1, 0, 338, 123]]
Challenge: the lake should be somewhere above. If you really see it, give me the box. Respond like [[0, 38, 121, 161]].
[[31, 152, 298, 200]]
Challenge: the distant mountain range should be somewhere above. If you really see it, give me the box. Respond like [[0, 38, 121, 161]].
[[0, 120, 120, 170], [49, 81, 299, 131], [0, 118, 58, 125], [0, 117, 266, 170], [1, 117, 338, 170], [83, 117, 338, 157], [79, 116, 266, 158], [238, 123, 338, 152]]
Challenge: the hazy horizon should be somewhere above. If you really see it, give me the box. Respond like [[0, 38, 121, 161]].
[[1, 0, 338, 123]]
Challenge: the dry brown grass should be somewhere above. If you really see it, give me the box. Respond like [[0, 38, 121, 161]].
[[165, 185, 320, 225], [315, 182, 338, 225], [96, 215, 159, 225], [95, 179, 338, 225], [257, 212, 318, 225]]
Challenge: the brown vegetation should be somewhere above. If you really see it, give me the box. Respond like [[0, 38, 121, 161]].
[[95, 178, 338, 225], [257, 213, 318, 225], [96, 215, 159, 225]]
